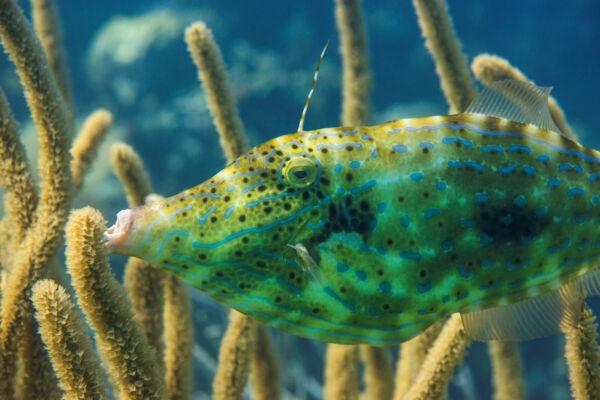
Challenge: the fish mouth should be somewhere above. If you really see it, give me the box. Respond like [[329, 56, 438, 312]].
[[104, 208, 136, 255]]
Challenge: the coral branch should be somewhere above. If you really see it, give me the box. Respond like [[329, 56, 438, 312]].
[[564, 305, 600, 400], [489, 341, 525, 400], [250, 324, 280, 400], [110, 142, 152, 207], [334, 0, 371, 126], [31, 0, 74, 125], [31, 279, 107, 400], [471, 54, 577, 141], [65, 207, 165, 400], [163, 275, 193, 400], [361, 345, 393, 400], [71, 109, 112, 191], [412, 0, 476, 113], [212, 310, 257, 400], [185, 22, 247, 163], [323, 344, 360, 400], [403, 314, 470, 400]]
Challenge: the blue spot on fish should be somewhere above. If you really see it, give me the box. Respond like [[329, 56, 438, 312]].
[[355, 270, 367, 281], [535, 206, 548, 218], [538, 154, 551, 162], [506, 258, 531, 271], [377, 202, 387, 213], [590, 173, 600, 183], [574, 165, 584, 173], [436, 181, 447, 191], [475, 192, 489, 203], [399, 251, 421, 261], [574, 215, 589, 224], [458, 266, 473, 279], [482, 259, 492, 270], [400, 215, 410, 228], [392, 144, 408, 153], [547, 178, 562, 188], [350, 161, 361, 168], [336, 263, 350, 273], [559, 163, 572, 171], [480, 233, 493, 245], [333, 163, 343, 173], [568, 188, 585, 197], [410, 172, 423, 182], [522, 166, 536, 176], [419, 141, 434, 149], [514, 195, 526, 208], [548, 237, 571, 254], [441, 240, 453, 251], [416, 282, 432, 293], [593, 196, 600, 205], [424, 208, 440, 220], [371, 148, 378, 159], [499, 214, 513, 226], [459, 219, 475, 228], [379, 282, 392, 293], [499, 165, 516, 174]]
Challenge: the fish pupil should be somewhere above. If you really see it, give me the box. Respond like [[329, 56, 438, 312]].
[[293, 170, 308, 179]]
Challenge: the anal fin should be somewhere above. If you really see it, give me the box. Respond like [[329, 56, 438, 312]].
[[460, 268, 600, 341]]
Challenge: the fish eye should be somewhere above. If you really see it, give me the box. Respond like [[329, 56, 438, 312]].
[[283, 157, 318, 188]]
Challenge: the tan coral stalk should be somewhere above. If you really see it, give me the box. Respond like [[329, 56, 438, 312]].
[[185, 22, 247, 163], [489, 341, 525, 400], [65, 207, 165, 400], [110, 142, 153, 207], [412, 0, 476, 113], [31, 279, 106, 400], [250, 324, 280, 400], [71, 109, 112, 190], [0, 0, 71, 396], [163, 275, 193, 400], [470, 54, 577, 140], [334, 0, 371, 126], [31, 0, 74, 125], [394, 320, 444, 400], [564, 305, 600, 400], [361, 345, 393, 400], [213, 310, 257, 400], [323, 344, 360, 400], [403, 314, 470, 400], [0, 87, 38, 267]]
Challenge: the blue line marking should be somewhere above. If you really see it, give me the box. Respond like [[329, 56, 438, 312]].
[[198, 206, 217, 225], [317, 142, 362, 151], [392, 144, 408, 153], [481, 145, 504, 153], [371, 148, 378, 159], [387, 128, 402, 134], [307, 220, 326, 230], [281, 140, 306, 149], [559, 163, 572, 171], [192, 195, 333, 249], [509, 145, 531, 153], [193, 192, 222, 199], [241, 180, 265, 194], [324, 286, 356, 311], [361, 134, 373, 140], [419, 141, 435, 149], [448, 160, 484, 171], [548, 237, 570, 254], [226, 185, 236, 192], [350, 180, 377, 195], [441, 137, 474, 147], [156, 193, 189, 210], [416, 282, 432, 293], [224, 206, 236, 219], [336, 262, 350, 273], [505, 258, 531, 271]]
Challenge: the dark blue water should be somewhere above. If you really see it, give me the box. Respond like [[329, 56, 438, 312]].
[[1, 1, 599, 398]]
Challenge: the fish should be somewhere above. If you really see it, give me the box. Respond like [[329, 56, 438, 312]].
[[105, 79, 600, 345]]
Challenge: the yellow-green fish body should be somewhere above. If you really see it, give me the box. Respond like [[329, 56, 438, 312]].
[[106, 81, 600, 345]]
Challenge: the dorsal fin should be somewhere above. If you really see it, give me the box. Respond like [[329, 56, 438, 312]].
[[465, 79, 563, 135], [297, 41, 329, 133]]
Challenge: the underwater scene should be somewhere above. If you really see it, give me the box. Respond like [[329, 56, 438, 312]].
[[1, 0, 600, 399]]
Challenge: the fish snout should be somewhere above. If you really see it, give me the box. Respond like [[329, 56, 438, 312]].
[[104, 208, 137, 255]]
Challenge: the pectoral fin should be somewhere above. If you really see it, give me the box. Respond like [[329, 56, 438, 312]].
[[287, 243, 323, 286]]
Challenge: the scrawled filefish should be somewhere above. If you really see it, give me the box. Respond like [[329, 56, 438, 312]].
[[105, 80, 600, 345]]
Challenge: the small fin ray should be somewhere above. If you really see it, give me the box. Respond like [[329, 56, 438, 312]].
[[287, 243, 323, 286], [459, 269, 600, 341], [465, 79, 563, 135]]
